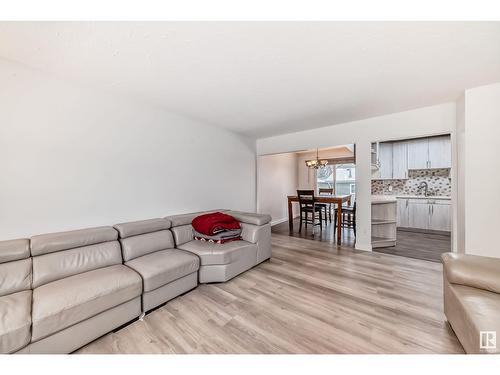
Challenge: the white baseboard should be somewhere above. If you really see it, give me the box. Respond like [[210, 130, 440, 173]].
[[271, 215, 299, 227], [271, 217, 289, 226], [355, 242, 372, 251]]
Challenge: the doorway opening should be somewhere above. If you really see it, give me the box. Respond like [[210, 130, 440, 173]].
[[370, 134, 452, 262], [257, 144, 356, 247]]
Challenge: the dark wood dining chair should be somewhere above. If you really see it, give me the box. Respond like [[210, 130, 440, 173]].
[[297, 190, 323, 233], [334, 200, 356, 237], [318, 188, 334, 223]]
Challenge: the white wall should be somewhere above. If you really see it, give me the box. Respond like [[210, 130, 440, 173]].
[[296, 147, 354, 191], [455, 94, 466, 254], [296, 154, 316, 191], [462, 82, 500, 258], [0, 59, 256, 239], [257, 103, 456, 251], [257, 153, 298, 225]]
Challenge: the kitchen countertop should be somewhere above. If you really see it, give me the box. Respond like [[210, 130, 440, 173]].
[[371, 195, 397, 204], [396, 195, 451, 200], [372, 194, 451, 200]]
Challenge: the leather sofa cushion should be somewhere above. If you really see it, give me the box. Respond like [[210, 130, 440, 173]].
[[120, 230, 175, 262], [0, 239, 30, 264], [227, 211, 272, 226], [178, 240, 257, 266], [442, 252, 500, 294], [31, 226, 118, 256], [0, 258, 32, 297], [125, 249, 199, 292], [448, 283, 500, 350], [32, 264, 142, 341], [166, 209, 228, 227], [0, 290, 32, 354], [114, 218, 171, 239], [32, 241, 123, 288], [171, 225, 194, 246]]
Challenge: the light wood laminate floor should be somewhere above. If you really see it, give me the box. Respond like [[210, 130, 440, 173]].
[[76, 233, 463, 354], [271, 217, 357, 246], [272, 218, 450, 263], [374, 229, 451, 263]]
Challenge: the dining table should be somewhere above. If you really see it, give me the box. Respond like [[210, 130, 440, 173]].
[[287, 194, 352, 244]]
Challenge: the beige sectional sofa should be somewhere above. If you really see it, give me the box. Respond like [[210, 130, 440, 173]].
[[0, 209, 271, 354], [442, 252, 500, 354]]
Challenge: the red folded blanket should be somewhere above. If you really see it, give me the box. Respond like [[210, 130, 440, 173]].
[[193, 235, 241, 245], [192, 212, 240, 236]]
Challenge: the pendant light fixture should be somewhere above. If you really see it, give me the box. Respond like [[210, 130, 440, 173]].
[[305, 148, 328, 169]]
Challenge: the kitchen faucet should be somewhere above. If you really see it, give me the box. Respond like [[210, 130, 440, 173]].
[[418, 181, 429, 197]]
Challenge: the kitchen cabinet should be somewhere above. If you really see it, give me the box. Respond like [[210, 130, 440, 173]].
[[392, 141, 408, 179], [407, 198, 451, 232], [373, 135, 449, 180], [408, 138, 429, 169], [397, 198, 409, 227], [408, 135, 451, 170], [428, 200, 451, 231], [378, 142, 393, 179], [428, 135, 452, 169], [372, 141, 409, 180], [408, 199, 430, 229]]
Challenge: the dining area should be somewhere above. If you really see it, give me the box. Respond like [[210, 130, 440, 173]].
[[287, 189, 355, 245], [257, 144, 357, 247]]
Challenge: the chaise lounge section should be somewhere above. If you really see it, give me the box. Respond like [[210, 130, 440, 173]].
[[167, 210, 271, 283], [114, 218, 199, 313]]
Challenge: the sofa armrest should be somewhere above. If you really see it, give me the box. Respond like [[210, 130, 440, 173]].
[[240, 223, 268, 244], [240, 222, 272, 263], [228, 211, 272, 226], [442, 252, 500, 294]]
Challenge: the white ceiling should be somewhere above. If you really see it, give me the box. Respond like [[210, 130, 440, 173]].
[[1, 22, 499, 138]]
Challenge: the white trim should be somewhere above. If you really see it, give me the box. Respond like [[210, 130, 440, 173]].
[[271, 217, 289, 226], [271, 215, 299, 227], [355, 242, 372, 251]]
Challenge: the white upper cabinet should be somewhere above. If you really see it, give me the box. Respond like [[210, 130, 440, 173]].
[[407, 138, 429, 169], [392, 141, 408, 179], [372, 135, 450, 180], [378, 142, 393, 179], [408, 135, 451, 170], [428, 135, 451, 169]]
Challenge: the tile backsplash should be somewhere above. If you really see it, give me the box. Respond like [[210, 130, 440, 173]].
[[371, 169, 451, 196]]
